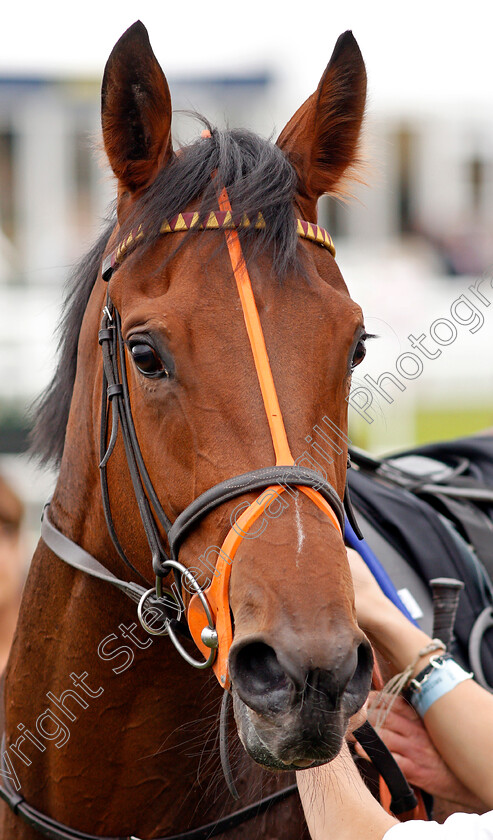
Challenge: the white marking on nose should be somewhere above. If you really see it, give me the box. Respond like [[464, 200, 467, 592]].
[[294, 497, 305, 562]]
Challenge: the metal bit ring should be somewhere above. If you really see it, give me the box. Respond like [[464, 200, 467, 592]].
[[159, 558, 217, 670]]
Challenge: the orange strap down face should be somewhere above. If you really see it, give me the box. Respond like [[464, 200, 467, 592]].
[[187, 184, 342, 689]]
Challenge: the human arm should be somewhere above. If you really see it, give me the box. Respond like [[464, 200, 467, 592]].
[[364, 693, 486, 812], [297, 751, 493, 840], [347, 548, 493, 809], [296, 548, 493, 839], [296, 742, 398, 840], [298, 749, 493, 840]]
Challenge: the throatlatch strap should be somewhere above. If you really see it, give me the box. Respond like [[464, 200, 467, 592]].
[[41, 508, 146, 604]]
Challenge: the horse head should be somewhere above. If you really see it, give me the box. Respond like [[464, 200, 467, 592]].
[[59, 21, 372, 773]]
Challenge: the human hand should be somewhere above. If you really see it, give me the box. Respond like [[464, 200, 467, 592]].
[[346, 700, 368, 743], [346, 548, 435, 674], [366, 694, 486, 811], [346, 547, 394, 634]]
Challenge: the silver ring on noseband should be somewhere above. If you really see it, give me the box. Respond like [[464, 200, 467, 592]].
[[138, 558, 217, 669]]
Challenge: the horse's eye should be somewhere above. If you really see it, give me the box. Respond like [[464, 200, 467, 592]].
[[351, 339, 366, 370], [130, 343, 169, 378]]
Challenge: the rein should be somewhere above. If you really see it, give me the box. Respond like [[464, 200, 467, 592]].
[[0, 736, 298, 840]]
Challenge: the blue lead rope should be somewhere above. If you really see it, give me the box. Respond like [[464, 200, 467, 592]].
[[344, 517, 420, 627]]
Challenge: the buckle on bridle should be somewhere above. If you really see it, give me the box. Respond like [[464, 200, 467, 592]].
[[137, 558, 218, 669], [137, 587, 183, 636]]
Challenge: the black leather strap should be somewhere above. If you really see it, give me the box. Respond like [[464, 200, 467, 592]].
[[0, 740, 297, 840], [99, 313, 157, 582], [353, 720, 418, 815], [167, 465, 344, 566], [0, 722, 418, 838], [343, 474, 363, 540], [98, 303, 173, 576]]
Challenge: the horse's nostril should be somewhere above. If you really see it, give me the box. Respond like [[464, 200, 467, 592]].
[[230, 635, 373, 721], [359, 638, 374, 674], [344, 639, 374, 712], [234, 641, 289, 694], [230, 641, 294, 714]]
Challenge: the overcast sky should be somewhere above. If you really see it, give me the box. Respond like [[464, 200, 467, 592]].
[[2, 0, 493, 116]]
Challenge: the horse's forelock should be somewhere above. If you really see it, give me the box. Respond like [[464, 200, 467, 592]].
[[123, 120, 302, 279]]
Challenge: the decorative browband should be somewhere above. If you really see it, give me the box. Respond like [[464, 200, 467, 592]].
[[102, 210, 335, 281]]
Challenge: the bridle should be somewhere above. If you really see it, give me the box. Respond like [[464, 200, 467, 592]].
[[6, 191, 346, 837], [62, 187, 348, 689], [1, 183, 419, 840]]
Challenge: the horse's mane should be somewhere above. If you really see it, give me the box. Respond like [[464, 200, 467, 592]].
[[31, 120, 300, 468]]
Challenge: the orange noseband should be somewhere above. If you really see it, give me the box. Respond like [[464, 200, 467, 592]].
[[187, 185, 342, 689]]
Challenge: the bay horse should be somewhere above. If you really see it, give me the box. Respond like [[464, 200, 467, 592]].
[[1, 21, 372, 839]]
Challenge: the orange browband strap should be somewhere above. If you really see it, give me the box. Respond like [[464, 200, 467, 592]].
[[187, 185, 342, 689]]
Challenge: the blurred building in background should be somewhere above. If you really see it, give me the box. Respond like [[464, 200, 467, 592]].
[[329, 108, 493, 454], [1, 68, 493, 536], [0, 69, 277, 538]]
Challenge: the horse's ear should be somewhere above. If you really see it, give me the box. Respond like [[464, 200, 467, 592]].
[[277, 31, 366, 205], [101, 21, 173, 194]]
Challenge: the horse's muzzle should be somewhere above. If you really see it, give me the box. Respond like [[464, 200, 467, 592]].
[[229, 632, 373, 769]]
